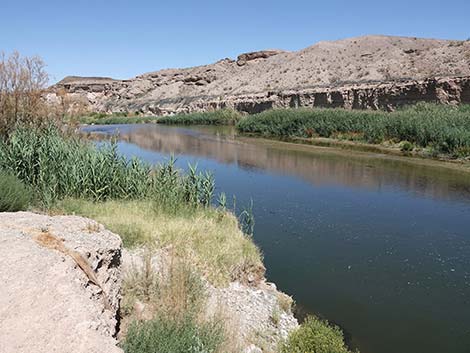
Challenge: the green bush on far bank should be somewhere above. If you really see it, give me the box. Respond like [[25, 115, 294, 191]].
[[236, 103, 470, 158], [79, 109, 242, 126], [157, 109, 242, 125], [79, 113, 159, 125]]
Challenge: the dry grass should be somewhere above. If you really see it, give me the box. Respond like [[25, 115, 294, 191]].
[[54, 198, 263, 286], [120, 251, 242, 353]]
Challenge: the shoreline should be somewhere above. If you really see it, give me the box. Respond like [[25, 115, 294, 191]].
[[238, 133, 470, 174]]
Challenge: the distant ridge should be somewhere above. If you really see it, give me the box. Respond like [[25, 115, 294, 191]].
[[50, 35, 470, 114]]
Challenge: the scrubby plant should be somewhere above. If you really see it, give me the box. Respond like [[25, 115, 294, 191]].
[[0, 171, 32, 212], [121, 254, 225, 353], [281, 316, 355, 353], [122, 314, 224, 353], [0, 52, 52, 137], [400, 141, 414, 152]]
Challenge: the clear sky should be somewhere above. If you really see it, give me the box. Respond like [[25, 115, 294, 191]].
[[1, 0, 469, 83]]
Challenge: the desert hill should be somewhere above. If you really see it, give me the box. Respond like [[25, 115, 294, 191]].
[[51, 35, 470, 114]]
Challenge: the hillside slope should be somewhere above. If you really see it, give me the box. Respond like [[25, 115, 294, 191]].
[[50, 35, 470, 114]]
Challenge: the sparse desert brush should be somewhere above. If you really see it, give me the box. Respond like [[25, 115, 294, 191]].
[[0, 171, 32, 212], [121, 253, 228, 353]]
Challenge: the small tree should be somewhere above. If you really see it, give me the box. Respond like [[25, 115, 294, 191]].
[[0, 51, 52, 136]]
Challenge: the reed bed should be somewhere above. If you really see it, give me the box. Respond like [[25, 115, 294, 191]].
[[236, 103, 470, 157], [0, 126, 216, 208], [157, 109, 241, 126], [80, 109, 241, 126]]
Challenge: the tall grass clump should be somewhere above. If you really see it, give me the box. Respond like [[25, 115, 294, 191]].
[[281, 316, 355, 353], [123, 315, 224, 353], [121, 254, 226, 353], [0, 126, 153, 205], [0, 126, 220, 208], [237, 103, 470, 157], [0, 171, 32, 212]]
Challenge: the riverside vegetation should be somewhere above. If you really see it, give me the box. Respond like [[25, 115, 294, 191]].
[[81, 103, 470, 160], [236, 104, 470, 159], [79, 109, 242, 126], [0, 51, 354, 352]]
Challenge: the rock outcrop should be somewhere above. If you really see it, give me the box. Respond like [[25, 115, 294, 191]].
[[0, 212, 123, 353], [48, 35, 470, 115]]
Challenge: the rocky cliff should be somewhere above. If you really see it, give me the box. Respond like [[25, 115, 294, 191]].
[[49, 35, 470, 114]]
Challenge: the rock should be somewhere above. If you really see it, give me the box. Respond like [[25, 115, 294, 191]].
[[236, 50, 285, 66], [206, 281, 298, 352], [0, 212, 123, 353], [48, 35, 470, 116]]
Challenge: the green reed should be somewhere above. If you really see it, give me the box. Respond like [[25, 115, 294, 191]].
[[0, 127, 213, 209], [236, 103, 470, 157]]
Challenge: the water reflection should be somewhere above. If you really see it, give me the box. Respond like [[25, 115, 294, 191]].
[[85, 124, 470, 203]]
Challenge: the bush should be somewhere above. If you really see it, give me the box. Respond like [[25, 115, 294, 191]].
[[281, 316, 354, 353], [122, 314, 224, 353], [0, 51, 52, 137], [0, 171, 31, 212], [400, 141, 414, 152]]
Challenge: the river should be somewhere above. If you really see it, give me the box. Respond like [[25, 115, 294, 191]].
[[83, 123, 470, 353]]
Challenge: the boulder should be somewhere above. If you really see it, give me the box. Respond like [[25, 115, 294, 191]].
[[236, 50, 285, 66], [0, 212, 123, 353]]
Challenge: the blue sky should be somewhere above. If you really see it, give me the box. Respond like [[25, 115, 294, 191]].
[[1, 0, 469, 82]]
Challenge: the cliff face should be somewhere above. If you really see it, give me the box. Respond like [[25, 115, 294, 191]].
[[49, 35, 470, 115]]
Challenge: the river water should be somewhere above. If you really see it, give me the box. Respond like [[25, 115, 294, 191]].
[[83, 124, 470, 353]]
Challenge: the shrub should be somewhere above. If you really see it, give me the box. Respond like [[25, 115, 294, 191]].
[[122, 314, 224, 353], [400, 141, 414, 152], [281, 316, 354, 353], [0, 51, 52, 137], [0, 171, 31, 212]]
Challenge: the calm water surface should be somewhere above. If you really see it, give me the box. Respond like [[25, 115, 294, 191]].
[[83, 124, 470, 353]]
